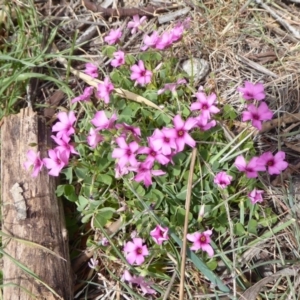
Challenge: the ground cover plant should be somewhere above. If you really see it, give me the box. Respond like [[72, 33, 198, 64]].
[[22, 13, 290, 299], [3, 0, 300, 299]]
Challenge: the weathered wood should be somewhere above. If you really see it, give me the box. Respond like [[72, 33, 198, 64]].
[[1, 107, 73, 300]]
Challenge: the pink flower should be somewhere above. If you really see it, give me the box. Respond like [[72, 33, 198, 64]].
[[112, 137, 139, 168], [214, 171, 232, 189], [170, 24, 184, 42], [122, 270, 156, 295], [71, 86, 93, 104], [234, 155, 266, 178], [43, 148, 69, 176], [88, 258, 99, 269], [96, 77, 114, 104], [242, 102, 273, 130], [195, 116, 216, 131], [130, 60, 152, 86], [157, 78, 187, 95], [104, 28, 122, 45], [258, 151, 288, 175], [248, 189, 264, 204], [190, 92, 220, 120], [111, 50, 125, 67], [155, 31, 173, 50], [187, 230, 214, 257], [24, 150, 44, 177], [52, 111, 76, 138], [51, 134, 79, 158], [115, 163, 130, 179], [150, 225, 169, 245], [137, 138, 169, 167], [123, 238, 149, 265], [87, 128, 103, 149], [237, 81, 265, 101], [115, 123, 141, 141], [127, 15, 147, 34], [168, 115, 198, 152], [141, 31, 160, 51], [84, 63, 98, 78], [91, 111, 117, 130], [150, 128, 177, 156], [129, 161, 166, 187]]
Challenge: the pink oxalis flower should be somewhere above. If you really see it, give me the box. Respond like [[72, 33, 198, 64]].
[[111, 50, 125, 68], [238, 81, 265, 101], [150, 225, 169, 245], [259, 151, 288, 175], [122, 270, 156, 295], [71, 86, 93, 104], [141, 31, 160, 51], [155, 31, 173, 50], [51, 134, 79, 158], [52, 111, 76, 138], [87, 128, 103, 149], [187, 230, 214, 257], [24, 150, 44, 177], [137, 138, 170, 167], [242, 102, 273, 130], [104, 28, 122, 45], [127, 15, 147, 34], [190, 92, 220, 121], [96, 77, 114, 104], [195, 116, 216, 131], [157, 78, 187, 95], [168, 115, 198, 152], [112, 137, 139, 168], [248, 189, 264, 204], [129, 161, 166, 187], [43, 148, 69, 177], [214, 171, 233, 189], [88, 258, 99, 269], [234, 155, 266, 178], [84, 63, 98, 78], [123, 238, 149, 265], [150, 128, 177, 156], [115, 123, 141, 141], [91, 111, 117, 130], [130, 60, 152, 86]]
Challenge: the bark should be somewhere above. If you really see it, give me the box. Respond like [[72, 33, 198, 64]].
[[1, 107, 73, 300]]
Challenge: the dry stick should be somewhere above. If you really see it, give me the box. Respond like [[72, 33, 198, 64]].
[[82, 0, 178, 17], [179, 148, 197, 300], [260, 113, 300, 133]]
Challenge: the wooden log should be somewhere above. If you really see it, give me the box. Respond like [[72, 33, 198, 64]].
[[1, 107, 73, 300]]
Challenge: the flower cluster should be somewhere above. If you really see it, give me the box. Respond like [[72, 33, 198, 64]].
[[23, 14, 291, 297], [24, 111, 78, 177]]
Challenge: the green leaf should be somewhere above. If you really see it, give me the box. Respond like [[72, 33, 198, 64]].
[[77, 196, 89, 212], [75, 167, 89, 180], [207, 259, 218, 271], [93, 208, 115, 228], [235, 223, 246, 236], [64, 185, 77, 202], [56, 185, 65, 197], [97, 174, 113, 186], [247, 219, 258, 235], [61, 167, 73, 183], [102, 45, 117, 57]]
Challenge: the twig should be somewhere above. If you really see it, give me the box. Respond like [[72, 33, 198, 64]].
[[179, 148, 197, 300], [254, 0, 300, 39], [260, 113, 300, 133], [82, 0, 179, 17], [236, 54, 278, 78]]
